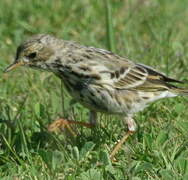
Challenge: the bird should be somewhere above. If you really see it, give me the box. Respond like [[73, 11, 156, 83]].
[[4, 34, 188, 159]]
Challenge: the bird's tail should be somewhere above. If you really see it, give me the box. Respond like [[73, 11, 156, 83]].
[[170, 87, 188, 96]]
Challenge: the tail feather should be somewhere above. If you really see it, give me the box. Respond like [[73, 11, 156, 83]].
[[170, 87, 188, 96]]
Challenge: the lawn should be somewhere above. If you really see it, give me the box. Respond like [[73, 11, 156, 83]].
[[1, 0, 188, 179]]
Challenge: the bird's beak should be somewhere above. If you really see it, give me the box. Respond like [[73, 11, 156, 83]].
[[4, 61, 25, 73]]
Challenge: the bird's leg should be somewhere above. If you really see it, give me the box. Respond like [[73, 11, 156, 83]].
[[110, 116, 137, 160], [89, 110, 97, 126], [48, 111, 97, 134]]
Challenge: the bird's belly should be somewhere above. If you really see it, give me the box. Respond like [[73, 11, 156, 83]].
[[65, 83, 144, 115], [63, 78, 169, 115]]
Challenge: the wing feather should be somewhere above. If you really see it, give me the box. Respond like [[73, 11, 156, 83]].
[[111, 64, 182, 91], [113, 65, 147, 89]]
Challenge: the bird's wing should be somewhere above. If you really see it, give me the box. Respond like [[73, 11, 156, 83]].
[[62, 45, 182, 92], [116, 64, 183, 91], [102, 62, 183, 91], [63, 61, 182, 92]]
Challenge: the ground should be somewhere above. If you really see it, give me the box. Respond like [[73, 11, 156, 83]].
[[0, 0, 188, 179]]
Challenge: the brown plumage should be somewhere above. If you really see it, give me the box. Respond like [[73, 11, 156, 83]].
[[4, 34, 188, 159]]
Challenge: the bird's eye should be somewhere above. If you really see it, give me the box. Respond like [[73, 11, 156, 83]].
[[27, 52, 37, 59]]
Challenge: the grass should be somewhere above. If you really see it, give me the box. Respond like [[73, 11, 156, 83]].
[[0, 0, 188, 179]]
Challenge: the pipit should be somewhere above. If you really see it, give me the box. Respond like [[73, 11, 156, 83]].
[[4, 34, 188, 159]]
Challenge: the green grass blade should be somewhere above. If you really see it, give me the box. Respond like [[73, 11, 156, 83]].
[[104, 0, 115, 52]]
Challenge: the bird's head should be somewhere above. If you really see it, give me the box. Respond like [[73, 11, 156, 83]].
[[4, 34, 61, 73]]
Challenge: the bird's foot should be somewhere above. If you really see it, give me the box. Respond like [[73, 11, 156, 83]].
[[110, 130, 134, 161], [48, 118, 95, 136]]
